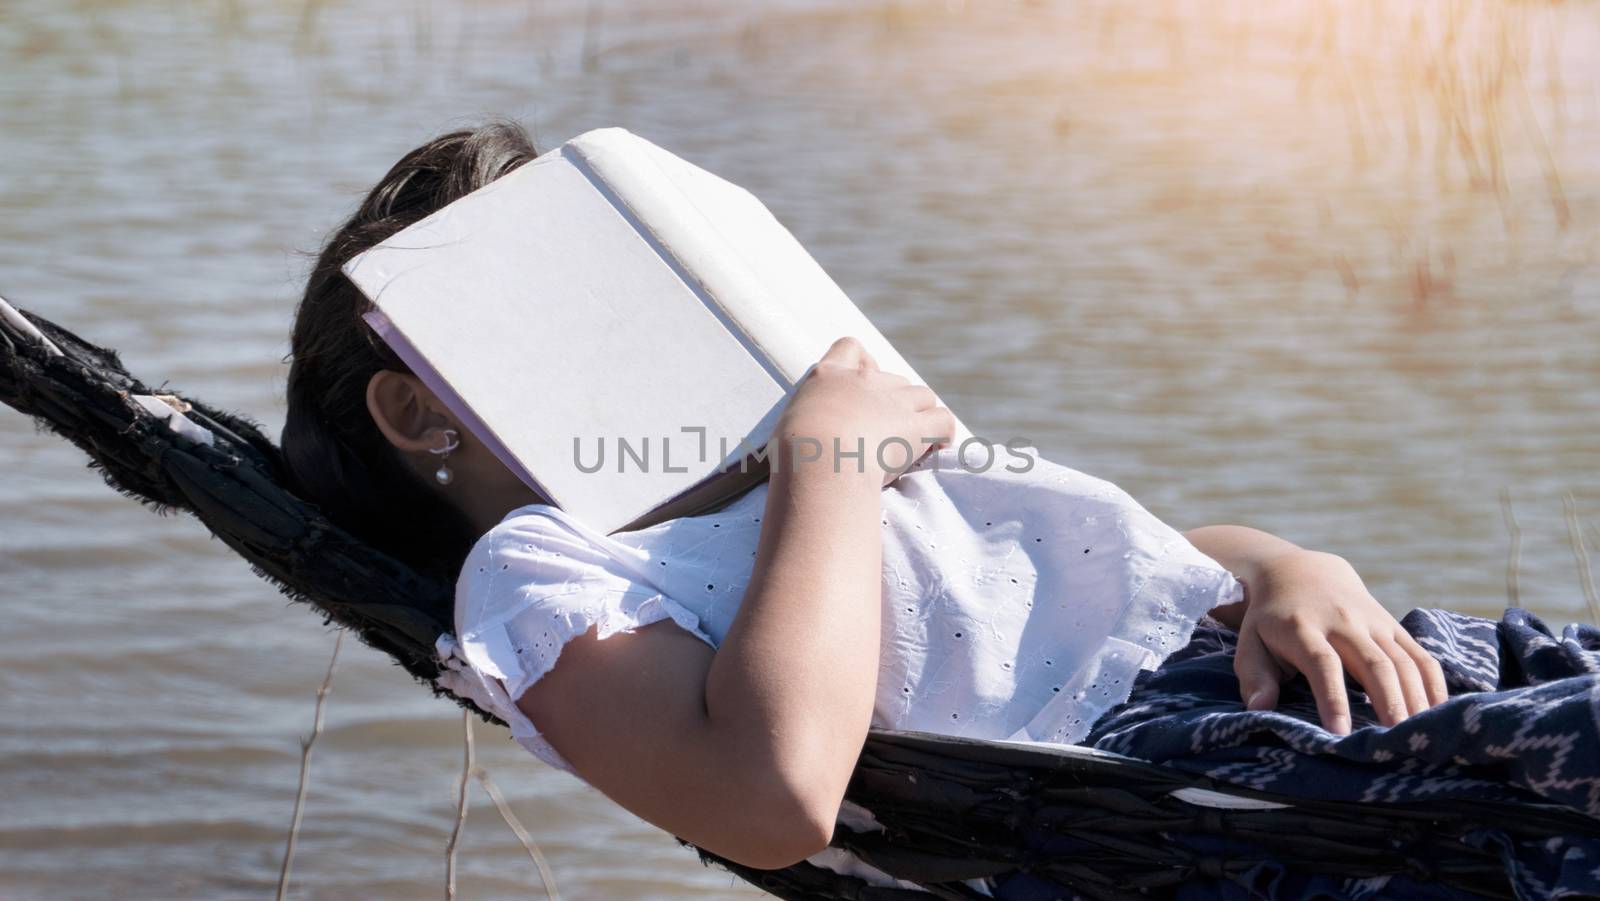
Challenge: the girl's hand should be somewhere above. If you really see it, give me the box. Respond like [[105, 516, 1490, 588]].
[[774, 336, 956, 487], [1232, 550, 1449, 735]]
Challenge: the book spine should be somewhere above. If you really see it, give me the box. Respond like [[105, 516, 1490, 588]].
[[561, 134, 806, 387]]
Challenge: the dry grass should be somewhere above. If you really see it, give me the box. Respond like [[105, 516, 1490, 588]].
[[279, 637, 560, 900], [1564, 494, 1600, 628], [276, 628, 344, 901]]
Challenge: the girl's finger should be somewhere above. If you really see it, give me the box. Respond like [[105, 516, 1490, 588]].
[[1375, 632, 1430, 717], [1232, 623, 1282, 711], [1287, 628, 1352, 735], [857, 346, 880, 373], [896, 384, 940, 411], [1331, 633, 1408, 727], [913, 407, 957, 448], [820, 335, 877, 371], [1394, 627, 1449, 706]]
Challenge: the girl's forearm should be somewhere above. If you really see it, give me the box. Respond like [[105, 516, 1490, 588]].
[[703, 461, 884, 832], [1183, 524, 1304, 629]]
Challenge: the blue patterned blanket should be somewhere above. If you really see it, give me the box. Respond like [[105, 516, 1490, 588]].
[[998, 607, 1600, 900]]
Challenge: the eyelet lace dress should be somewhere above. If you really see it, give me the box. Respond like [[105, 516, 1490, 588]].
[[433, 443, 1242, 889]]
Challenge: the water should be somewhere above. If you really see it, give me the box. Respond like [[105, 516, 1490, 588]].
[[2, 1, 1597, 897]]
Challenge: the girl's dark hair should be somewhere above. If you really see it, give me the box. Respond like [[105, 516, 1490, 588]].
[[281, 119, 540, 587]]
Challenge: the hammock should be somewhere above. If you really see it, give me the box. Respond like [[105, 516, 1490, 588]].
[[5, 295, 1598, 901]]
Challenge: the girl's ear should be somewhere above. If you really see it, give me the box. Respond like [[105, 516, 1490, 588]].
[[366, 369, 452, 453]]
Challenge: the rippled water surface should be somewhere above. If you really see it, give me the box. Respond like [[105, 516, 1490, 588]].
[[2, 1, 1597, 897]]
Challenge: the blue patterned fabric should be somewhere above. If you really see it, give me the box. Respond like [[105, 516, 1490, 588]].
[[993, 607, 1600, 900]]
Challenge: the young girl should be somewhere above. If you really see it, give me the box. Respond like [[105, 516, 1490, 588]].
[[281, 121, 1491, 878]]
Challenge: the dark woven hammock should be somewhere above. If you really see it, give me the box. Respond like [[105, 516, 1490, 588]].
[[4, 294, 1596, 901]]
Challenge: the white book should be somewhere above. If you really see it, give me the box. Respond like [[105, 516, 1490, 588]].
[[343, 127, 969, 534]]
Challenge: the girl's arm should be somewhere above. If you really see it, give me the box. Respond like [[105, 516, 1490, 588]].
[[1184, 524, 1301, 630], [514, 338, 954, 870], [1183, 525, 1448, 734]]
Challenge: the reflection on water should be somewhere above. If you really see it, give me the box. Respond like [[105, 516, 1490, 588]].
[[1, 1, 1596, 897]]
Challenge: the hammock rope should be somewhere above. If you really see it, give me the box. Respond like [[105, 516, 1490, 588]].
[[0, 297, 465, 707], [4, 295, 1597, 900]]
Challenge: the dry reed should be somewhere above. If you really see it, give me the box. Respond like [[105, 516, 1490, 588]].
[[441, 710, 562, 898], [276, 628, 345, 901], [445, 710, 473, 899], [1499, 487, 1521, 608], [1563, 494, 1600, 628]]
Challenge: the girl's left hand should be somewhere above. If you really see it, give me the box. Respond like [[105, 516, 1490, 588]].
[[1232, 550, 1449, 735]]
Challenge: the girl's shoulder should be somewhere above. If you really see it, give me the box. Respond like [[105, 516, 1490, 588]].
[[470, 502, 593, 550], [453, 500, 710, 645], [454, 503, 620, 634], [459, 502, 617, 580]]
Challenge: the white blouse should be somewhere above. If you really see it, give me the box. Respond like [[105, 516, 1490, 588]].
[[433, 444, 1243, 776]]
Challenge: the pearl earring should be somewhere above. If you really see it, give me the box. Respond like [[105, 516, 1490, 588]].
[[429, 428, 461, 486]]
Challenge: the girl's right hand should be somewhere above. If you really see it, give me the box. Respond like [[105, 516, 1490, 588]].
[[773, 336, 956, 487]]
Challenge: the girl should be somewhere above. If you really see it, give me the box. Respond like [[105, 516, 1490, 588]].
[[281, 121, 1494, 878]]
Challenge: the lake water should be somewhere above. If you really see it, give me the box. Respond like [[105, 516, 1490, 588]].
[[1, 1, 1596, 897]]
